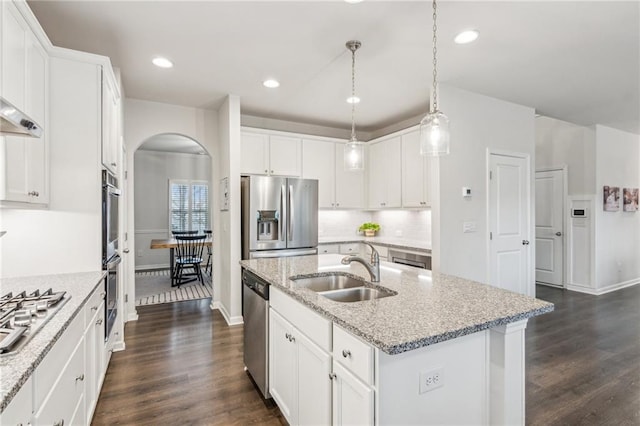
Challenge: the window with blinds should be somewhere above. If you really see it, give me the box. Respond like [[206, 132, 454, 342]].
[[169, 180, 209, 233]]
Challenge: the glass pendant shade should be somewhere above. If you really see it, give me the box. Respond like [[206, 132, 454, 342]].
[[419, 110, 450, 156], [344, 138, 365, 171]]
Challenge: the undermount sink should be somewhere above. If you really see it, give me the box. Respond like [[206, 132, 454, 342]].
[[319, 286, 395, 303], [291, 273, 366, 292], [290, 273, 396, 303]]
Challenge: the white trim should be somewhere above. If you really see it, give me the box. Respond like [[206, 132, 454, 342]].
[[134, 229, 169, 235], [112, 341, 126, 352], [127, 312, 139, 322], [568, 279, 639, 295], [217, 302, 244, 326], [242, 126, 347, 144]]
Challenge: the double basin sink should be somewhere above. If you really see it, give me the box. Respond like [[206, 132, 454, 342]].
[[291, 273, 396, 303]]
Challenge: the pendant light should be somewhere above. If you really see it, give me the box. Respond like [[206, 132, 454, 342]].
[[419, 0, 450, 156], [344, 40, 365, 171]]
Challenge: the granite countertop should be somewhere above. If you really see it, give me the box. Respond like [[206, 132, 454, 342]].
[[318, 236, 431, 253], [0, 271, 106, 413], [240, 254, 553, 355]]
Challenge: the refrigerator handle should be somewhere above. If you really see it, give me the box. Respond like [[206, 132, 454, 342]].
[[289, 184, 294, 241], [280, 184, 285, 242]]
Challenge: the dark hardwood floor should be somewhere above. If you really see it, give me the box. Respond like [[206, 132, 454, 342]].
[[526, 284, 640, 425], [93, 285, 640, 425], [92, 299, 285, 426]]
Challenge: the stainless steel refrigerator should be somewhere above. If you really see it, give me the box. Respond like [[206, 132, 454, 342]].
[[241, 175, 318, 259]]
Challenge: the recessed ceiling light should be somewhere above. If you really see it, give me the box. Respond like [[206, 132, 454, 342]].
[[263, 79, 280, 88], [152, 57, 173, 68], [346, 96, 360, 104], [454, 30, 479, 44]]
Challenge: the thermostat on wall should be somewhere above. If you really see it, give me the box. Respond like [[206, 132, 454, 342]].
[[462, 187, 472, 197], [571, 208, 588, 218]]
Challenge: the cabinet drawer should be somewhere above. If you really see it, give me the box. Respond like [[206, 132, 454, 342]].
[[84, 282, 105, 326], [34, 336, 85, 426], [367, 244, 388, 260], [318, 244, 339, 254], [333, 325, 374, 386], [270, 287, 332, 352], [339, 243, 360, 255], [0, 376, 33, 426], [34, 310, 83, 408]]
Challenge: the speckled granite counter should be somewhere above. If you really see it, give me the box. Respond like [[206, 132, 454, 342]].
[[319, 236, 431, 253], [240, 254, 552, 355], [0, 271, 106, 413]]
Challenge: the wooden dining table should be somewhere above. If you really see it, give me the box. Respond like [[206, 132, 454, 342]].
[[150, 237, 213, 286]]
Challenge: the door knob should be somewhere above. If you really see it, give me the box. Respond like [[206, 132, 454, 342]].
[[123, 249, 130, 253], [555, 232, 562, 236], [522, 240, 530, 245]]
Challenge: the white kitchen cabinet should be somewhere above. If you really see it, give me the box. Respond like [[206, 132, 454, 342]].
[[85, 285, 106, 421], [339, 243, 360, 255], [0, 376, 33, 426], [318, 244, 339, 254], [241, 130, 301, 176], [332, 361, 374, 426], [335, 145, 365, 209], [0, 1, 49, 206], [401, 129, 433, 208], [269, 308, 332, 426], [302, 138, 335, 208], [368, 136, 402, 209], [101, 71, 120, 174]]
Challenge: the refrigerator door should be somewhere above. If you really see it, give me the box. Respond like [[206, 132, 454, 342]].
[[286, 178, 318, 249], [248, 175, 288, 252]]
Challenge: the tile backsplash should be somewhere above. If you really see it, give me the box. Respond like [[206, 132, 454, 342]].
[[318, 209, 431, 244]]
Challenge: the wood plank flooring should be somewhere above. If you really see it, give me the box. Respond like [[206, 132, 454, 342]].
[[93, 285, 640, 425]]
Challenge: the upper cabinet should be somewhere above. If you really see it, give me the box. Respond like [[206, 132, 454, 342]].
[[241, 130, 301, 177], [302, 138, 365, 209], [367, 136, 402, 209], [101, 71, 120, 175], [401, 130, 433, 207], [0, 1, 49, 206]]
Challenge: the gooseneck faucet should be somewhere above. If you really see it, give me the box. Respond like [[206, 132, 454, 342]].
[[341, 243, 380, 282]]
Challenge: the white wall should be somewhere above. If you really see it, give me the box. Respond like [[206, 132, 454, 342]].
[[217, 95, 243, 325], [436, 85, 536, 291], [594, 125, 640, 291], [123, 98, 219, 321], [133, 150, 211, 269], [0, 57, 102, 278], [535, 116, 596, 195]]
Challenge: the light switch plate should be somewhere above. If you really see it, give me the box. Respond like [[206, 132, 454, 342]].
[[463, 222, 477, 233]]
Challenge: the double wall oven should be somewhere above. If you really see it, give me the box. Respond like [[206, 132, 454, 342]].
[[102, 170, 121, 340]]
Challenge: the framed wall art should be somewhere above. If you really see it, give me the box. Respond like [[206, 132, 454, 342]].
[[603, 185, 620, 212], [623, 188, 639, 212]]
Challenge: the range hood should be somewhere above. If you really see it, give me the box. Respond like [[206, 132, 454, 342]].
[[0, 97, 42, 138]]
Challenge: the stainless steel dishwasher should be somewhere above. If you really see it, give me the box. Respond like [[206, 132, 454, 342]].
[[242, 268, 271, 399]]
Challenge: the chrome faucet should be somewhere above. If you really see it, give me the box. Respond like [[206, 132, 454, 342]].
[[341, 243, 380, 282]]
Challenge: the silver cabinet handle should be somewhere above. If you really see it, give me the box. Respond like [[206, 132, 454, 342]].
[[123, 248, 130, 253], [285, 333, 290, 340], [328, 373, 337, 380], [53, 420, 64, 426], [290, 335, 295, 343], [96, 319, 103, 325], [100, 292, 106, 298], [75, 373, 85, 382], [111, 162, 117, 167], [270, 170, 274, 174], [28, 191, 39, 196], [91, 306, 98, 311], [342, 349, 351, 358], [555, 232, 562, 236], [522, 240, 530, 245]]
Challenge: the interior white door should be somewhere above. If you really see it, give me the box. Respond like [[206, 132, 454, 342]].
[[535, 170, 564, 287], [489, 153, 530, 296]]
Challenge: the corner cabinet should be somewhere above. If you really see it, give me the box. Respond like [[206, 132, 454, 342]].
[[401, 129, 433, 207], [367, 136, 402, 209], [241, 130, 301, 177], [0, 0, 49, 206], [101, 71, 120, 174]]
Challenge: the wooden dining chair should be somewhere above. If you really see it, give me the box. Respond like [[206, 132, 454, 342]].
[[204, 229, 212, 276], [174, 235, 206, 287], [172, 230, 198, 236]]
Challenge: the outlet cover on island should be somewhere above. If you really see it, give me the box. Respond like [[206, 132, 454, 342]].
[[395, 230, 403, 237], [419, 367, 444, 394]]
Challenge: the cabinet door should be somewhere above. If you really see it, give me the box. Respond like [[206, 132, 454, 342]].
[[332, 361, 374, 426], [385, 136, 402, 207], [302, 139, 335, 208], [2, 2, 27, 110], [269, 309, 297, 424], [335, 144, 365, 209], [367, 141, 386, 208], [102, 73, 118, 174], [297, 330, 332, 426], [0, 376, 32, 426], [401, 130, 426, 207], [241, 132, 269, 175], [270, 135, 301, 176]]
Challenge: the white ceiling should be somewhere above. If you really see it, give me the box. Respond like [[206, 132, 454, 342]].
[[28, 1, 640, 135], [138, 133, 207, 155]]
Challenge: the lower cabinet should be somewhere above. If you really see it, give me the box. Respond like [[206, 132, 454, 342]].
[[332, 361, 374, 426], [0, 377, 33, 425], [269, 309, 332, 426]]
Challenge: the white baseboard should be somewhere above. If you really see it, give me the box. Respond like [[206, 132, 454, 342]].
[[216, 302, 244, 326], [135, 264, 170, 271], [113, 341, 126, 352], [127, 311, 139, 322], [568, 278, 640, 295]]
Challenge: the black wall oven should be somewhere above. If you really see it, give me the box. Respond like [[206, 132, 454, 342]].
[[102, 170, 121, 340]]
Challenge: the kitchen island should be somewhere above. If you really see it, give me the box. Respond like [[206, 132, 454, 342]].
[[240, 254, 553, 425]]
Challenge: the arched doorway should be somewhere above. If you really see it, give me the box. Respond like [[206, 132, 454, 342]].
[[130, 133, 214, 310]]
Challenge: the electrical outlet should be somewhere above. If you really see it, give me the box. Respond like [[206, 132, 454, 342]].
[[395, 229, 403, 237], [137, 250, 143, 257], [419, 367, 444, 394]]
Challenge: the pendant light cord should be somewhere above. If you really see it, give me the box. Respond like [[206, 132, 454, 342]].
[[432, 0, 438, 113], [351, 44, 357, 141]]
